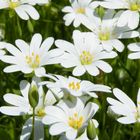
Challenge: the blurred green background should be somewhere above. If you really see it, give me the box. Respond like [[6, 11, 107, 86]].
[[0, 0, 140, 139]]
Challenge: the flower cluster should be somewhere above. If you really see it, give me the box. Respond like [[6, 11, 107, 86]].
[[0, 0, 140, 140]]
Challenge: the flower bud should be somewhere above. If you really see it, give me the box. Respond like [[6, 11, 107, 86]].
[[87, 120, 97, 140], [28, 81, 39, 109], [27, 20, 34, 33]]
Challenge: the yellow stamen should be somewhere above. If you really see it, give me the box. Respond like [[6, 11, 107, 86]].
[[9, 1, 20, 9], [99, 32, 110, 41], [80, 51, 93, 65], [32, 52, 34, 56], [36, 108, 46, 117], [68, 82, 80, 91], [68, 113, 84, 129], [76, 7, 85, 14], [25, 53, 40, 69], [130, 3, 140, 11], [74, 113, 78, 117]]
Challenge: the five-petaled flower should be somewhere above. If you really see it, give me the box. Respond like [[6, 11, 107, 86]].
[[55, 30, 117, 76], [107, 88, 140, 124], [42, 98, 99, 140], [42, 74, 111, 98], [62, 0, 99, 27], [1, 33, 63, 77], [83, 9, 139, 52]]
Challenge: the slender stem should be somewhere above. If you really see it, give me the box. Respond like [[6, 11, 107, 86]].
[[119, 60, 135, 81], [32, 108, 35, 140]]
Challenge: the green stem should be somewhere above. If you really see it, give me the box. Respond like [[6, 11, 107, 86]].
[[32, 108, 35, 140], [119, 60, 135, 81]]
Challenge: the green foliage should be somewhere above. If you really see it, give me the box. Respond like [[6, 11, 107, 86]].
[[0, 0, 140, 140]]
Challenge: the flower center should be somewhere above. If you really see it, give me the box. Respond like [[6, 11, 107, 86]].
[[99, 31, 110, 41], [68, 113, 84, 129], [36, 108, 46, 117], [130, 3, 140, 11], [76, 7, 85, 14], [25, 53, 40, 69], [80, 51, 93, 65], [68, 82, 80, 91], [9, 0, 20, 9]]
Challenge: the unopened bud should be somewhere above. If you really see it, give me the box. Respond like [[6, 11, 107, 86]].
[[87, 120, 97, 140], [27, 20, 34, 33], [28, 81, 39, 109]]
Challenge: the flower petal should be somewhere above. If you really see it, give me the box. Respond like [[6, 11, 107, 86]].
[[35, 67, 46, 77], [111, 39, 124, 52], [34, 118, 44, 140], [128, 43, 140, 52], [44, 106, 66, 121], [128, 11, 139, 29], [66, 129, 77, 140], [3, 65, 20, 73], [117, 116, 136, 124], [0, 106, 27, 116], [40, 37, 54, 54], [94, 60, 112, 73], [20, 118, 32, 140], [42, 116, 60, 125], [85, 65, 99, 76], [3, 94, 29, 107], [49, 123, 70, 135], [20, 80, 30, 100], [73, 65, 86, 76], [15, 39, 29, 54], [118, 31, 139, 39], [117, 10, 130, 27], [128, 52, 140, 59], [15, 7, 29, 20], [20, 5, 39, 20], [0, 1, 9, 9], [113, 88, 136, 110], [30, 33, 42, 54]]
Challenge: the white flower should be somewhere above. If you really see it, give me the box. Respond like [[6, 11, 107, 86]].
[[42, 98, 99, 140], [55, 30, 117, 76], [128, 42, 140, 59], [62, 0, 99, 27], [1, 33, 62, 77], [83, 9, 139, 52], [0, 77, 57, 140], [0, 0, 49, 20], [107, 88, 140, 124], [100, 0, 140, 29], [43, 74, 111, 98], [59, 124, 99, 140]]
